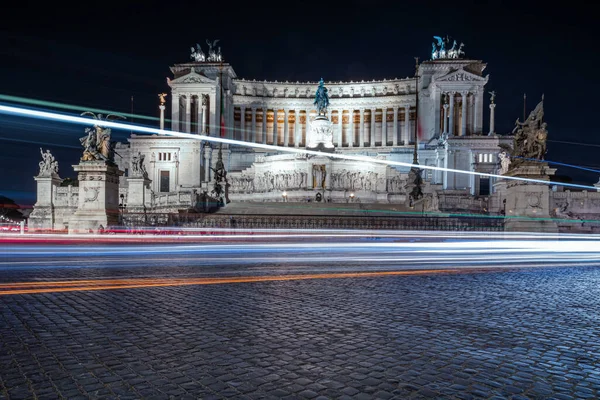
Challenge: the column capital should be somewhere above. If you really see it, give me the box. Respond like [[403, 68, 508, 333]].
[[393, 106, 398, 111]]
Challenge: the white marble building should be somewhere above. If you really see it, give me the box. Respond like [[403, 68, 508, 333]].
[[106, 38, 516, 212]]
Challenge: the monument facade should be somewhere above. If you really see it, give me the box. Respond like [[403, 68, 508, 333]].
[[29, 36, 600, 233]]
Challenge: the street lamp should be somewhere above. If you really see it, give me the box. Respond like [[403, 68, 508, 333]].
[[119, 193, 126, 225], [282, 191, 288, 202], [349, 192, 355, 202]]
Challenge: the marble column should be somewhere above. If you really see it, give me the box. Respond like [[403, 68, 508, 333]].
[[382, 107, 388, 146], [196, 96, 202, 134], [404, 106, 410, 144], [370, 108, 376, 147], [293, 109, 299, 147], [251, 107, 257, 143], [337, 109, 343, 147], [283, 108, 289, 147], [273, 109, 278, 145], [461, 92, 467, 136], [359, 108, 365, 147], [201, 98, 207, 134], [443, 103, 449, 134], [392, 107, 398, 146], [185, 94, 191, 133], [449, 93, 455, 136], [172, 94, 180, 132], [262, 108, 267, 144], [240, 106, 246, 141], [305, 109, 310, 146], [489, 103, 496, 136], [473, 92, 481, 135], [159, 105, 165, 130], [203, 146, 211, 183], [348, 109, 354, 147]]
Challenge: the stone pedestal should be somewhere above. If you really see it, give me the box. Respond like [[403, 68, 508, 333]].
[[306, 115, 335, 152], [503, 162, 558, 233], [68, 161, 123, 234], [28, 174, 62, 230], [126, 175, 152, 211]]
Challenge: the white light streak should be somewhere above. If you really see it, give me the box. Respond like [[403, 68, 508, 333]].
[[0, 104, 598, 191]]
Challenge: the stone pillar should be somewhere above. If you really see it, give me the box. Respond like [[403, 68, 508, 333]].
[[229, 96, 235, 140], [305, 109, 311, 146], [359, 108, 365, 147], [68, 161, 123, 234], [404, 106, 410, 144], [262, 109, 267, 144], [185, 94, 191, 133], [382, 107, 387, 146], [28, 174, 63, 231], [461, 92, 467, 136], [392, 107, 398, 146], [370, 108, 376, 147], [443, 103, 449, 134], [240, 106, 246, 141], [159, 105, 165, 130], [196, 96, 202, 134], [273, 109, 278, 145], [251, 107, 257, 143], [503, 163, 558, 233], [204, 146, 212, 183], [489, 103, 496, 136], [283, 108, 289, 147], [449, 93, 455, 136], [294, 109, 300, 147], [474, 92, 481, 135], [348, 109, 354, 147], [337, 109, 343, 147], [126, 175, 152, 212], [201, 98, 207, 134], [171, 94, 180, 132]]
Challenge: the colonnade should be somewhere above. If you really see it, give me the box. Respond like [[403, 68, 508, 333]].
[[231, 106, 416, 148], [440, 91, 481, 137]]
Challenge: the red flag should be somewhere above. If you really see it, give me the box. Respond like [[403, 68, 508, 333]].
[[417, 112, 423, 141]]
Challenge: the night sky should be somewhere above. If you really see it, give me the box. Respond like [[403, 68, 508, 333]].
[[1, 0, 598, 206]]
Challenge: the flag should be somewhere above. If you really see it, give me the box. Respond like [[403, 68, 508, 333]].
[[417, 111, 424, 141], [220, 78, 226, 138]]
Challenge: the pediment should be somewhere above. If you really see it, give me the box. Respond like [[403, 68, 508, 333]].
[[169, 70, 215, 85], [435, 68, 487, 83]]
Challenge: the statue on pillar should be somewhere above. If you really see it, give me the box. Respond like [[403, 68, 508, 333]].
[[158, 93, 167, 106], [38, 148, 59, 177], [210, 145, 229, 205], [313, 78, 330, 116], [79, 112, 125, 163], [505, 97, 547, 168], [130, 152, 148, 178]]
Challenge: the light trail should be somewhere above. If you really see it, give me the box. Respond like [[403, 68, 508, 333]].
[[1, 103, 599, 191], [0, 269, 515, 296]]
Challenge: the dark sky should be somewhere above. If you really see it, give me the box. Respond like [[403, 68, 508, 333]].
[[1, 0, 598, 205]]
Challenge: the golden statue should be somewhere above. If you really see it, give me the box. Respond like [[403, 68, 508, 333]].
[[158, 93, 167, 105]]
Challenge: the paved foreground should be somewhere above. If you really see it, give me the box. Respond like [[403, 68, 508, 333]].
[[1, 247, 600, 399]]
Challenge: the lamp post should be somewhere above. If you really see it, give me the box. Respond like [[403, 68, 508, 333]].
[[349, 192, 355, 203], [119, 193, 126, 225], [282, 191, 288, 202]]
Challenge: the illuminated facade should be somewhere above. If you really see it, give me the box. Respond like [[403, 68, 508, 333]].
[[110, 39, 515, 212]]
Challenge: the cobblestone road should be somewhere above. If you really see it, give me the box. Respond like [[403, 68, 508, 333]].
[[1, 264, 600, 399]]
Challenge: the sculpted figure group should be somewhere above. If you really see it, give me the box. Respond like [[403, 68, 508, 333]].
[[38, 148, 58, 176], [510, 98, 548, 167], [79, 112, 125, 162]]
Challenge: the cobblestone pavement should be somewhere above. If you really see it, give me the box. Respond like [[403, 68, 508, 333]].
[[1, 263, 600, 399]]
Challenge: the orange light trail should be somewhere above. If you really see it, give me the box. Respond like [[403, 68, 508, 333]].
[[0, 268, 499, 296]]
